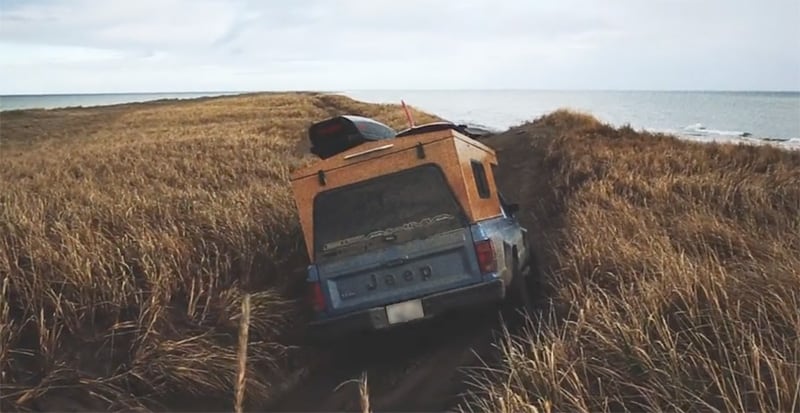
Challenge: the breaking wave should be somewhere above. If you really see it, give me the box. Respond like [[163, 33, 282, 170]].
[[682, 123, 752, 138], [671, 123, 799, 150]]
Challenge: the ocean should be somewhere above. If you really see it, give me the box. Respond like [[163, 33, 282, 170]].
[[0, 92, 240, 112], [2, 90, 798, 149], [342, 90, 800, 150]]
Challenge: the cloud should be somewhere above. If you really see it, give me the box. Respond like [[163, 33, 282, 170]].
[[0, 0, 798, 93], [0, 0, 246, 52]]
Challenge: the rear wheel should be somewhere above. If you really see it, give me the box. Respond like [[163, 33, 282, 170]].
[[523, 238, 545, 304], [502, 252, 533, 323]]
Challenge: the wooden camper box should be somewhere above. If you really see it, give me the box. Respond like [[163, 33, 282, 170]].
[[290, 128, 502, 260]]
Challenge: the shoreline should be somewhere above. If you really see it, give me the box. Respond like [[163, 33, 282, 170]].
[[2, 91, 798, 151], [0, 91, 280, 112]]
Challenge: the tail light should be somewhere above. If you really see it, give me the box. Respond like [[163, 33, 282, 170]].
[[474, 239, 496, 274], [307, 281, 326, 312]]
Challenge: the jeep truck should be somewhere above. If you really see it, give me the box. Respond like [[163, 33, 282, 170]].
[[290, 115, 534, 338]]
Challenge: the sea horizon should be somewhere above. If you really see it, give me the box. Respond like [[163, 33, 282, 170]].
[[2, 88, 800, 104]]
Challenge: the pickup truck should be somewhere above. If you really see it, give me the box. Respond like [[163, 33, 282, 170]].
[[290, 115, 536, 339]]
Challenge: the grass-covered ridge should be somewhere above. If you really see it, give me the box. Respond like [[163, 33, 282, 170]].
[[0, 93, 440, 411], [2, 94, 798, 412], [471, 110, 800, 412]]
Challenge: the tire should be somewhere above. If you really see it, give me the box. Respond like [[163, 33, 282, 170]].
[[502, 252, 533, 323], [521, 234, 544, 302]]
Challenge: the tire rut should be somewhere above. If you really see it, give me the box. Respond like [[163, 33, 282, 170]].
[[268, 309, 504, 412]]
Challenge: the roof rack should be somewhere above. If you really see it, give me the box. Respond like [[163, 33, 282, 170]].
[[396, 122, 494, 140]]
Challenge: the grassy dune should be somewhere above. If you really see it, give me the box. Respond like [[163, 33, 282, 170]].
[[2, 94, 799, 412], [0, 93, 438, 411], [471, 111, 800, 412]]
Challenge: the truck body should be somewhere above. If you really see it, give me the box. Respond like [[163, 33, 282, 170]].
[[290, 116, 531, 337]]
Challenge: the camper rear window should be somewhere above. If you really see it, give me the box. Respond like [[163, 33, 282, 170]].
[[313, 164, 466, 256]]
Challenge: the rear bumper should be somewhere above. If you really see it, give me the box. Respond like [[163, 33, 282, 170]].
[[307, 278, 505, 339]]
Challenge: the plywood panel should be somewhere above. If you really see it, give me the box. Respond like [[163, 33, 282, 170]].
[[291, 129, 457, 180], [453, 137, 503, 222]]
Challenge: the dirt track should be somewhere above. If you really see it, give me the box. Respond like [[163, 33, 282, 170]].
[[271, 309, 504, 412], [270, 122, 561, 412]]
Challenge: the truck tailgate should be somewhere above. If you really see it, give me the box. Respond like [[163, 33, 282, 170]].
[[318, 228, 480, 313]]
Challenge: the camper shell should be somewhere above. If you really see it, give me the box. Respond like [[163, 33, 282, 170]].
[[290, 115, 532, 338]]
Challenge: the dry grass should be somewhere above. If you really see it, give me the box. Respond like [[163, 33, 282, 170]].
[[4, 94, 798, 412], [234, 293, 250, 413], [359, 372, 371, 413], [0, 92, 439, 411], [469, 110, 800, 412]]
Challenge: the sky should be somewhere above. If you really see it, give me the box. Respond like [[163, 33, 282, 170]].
[[0, 0, 799, 94]]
